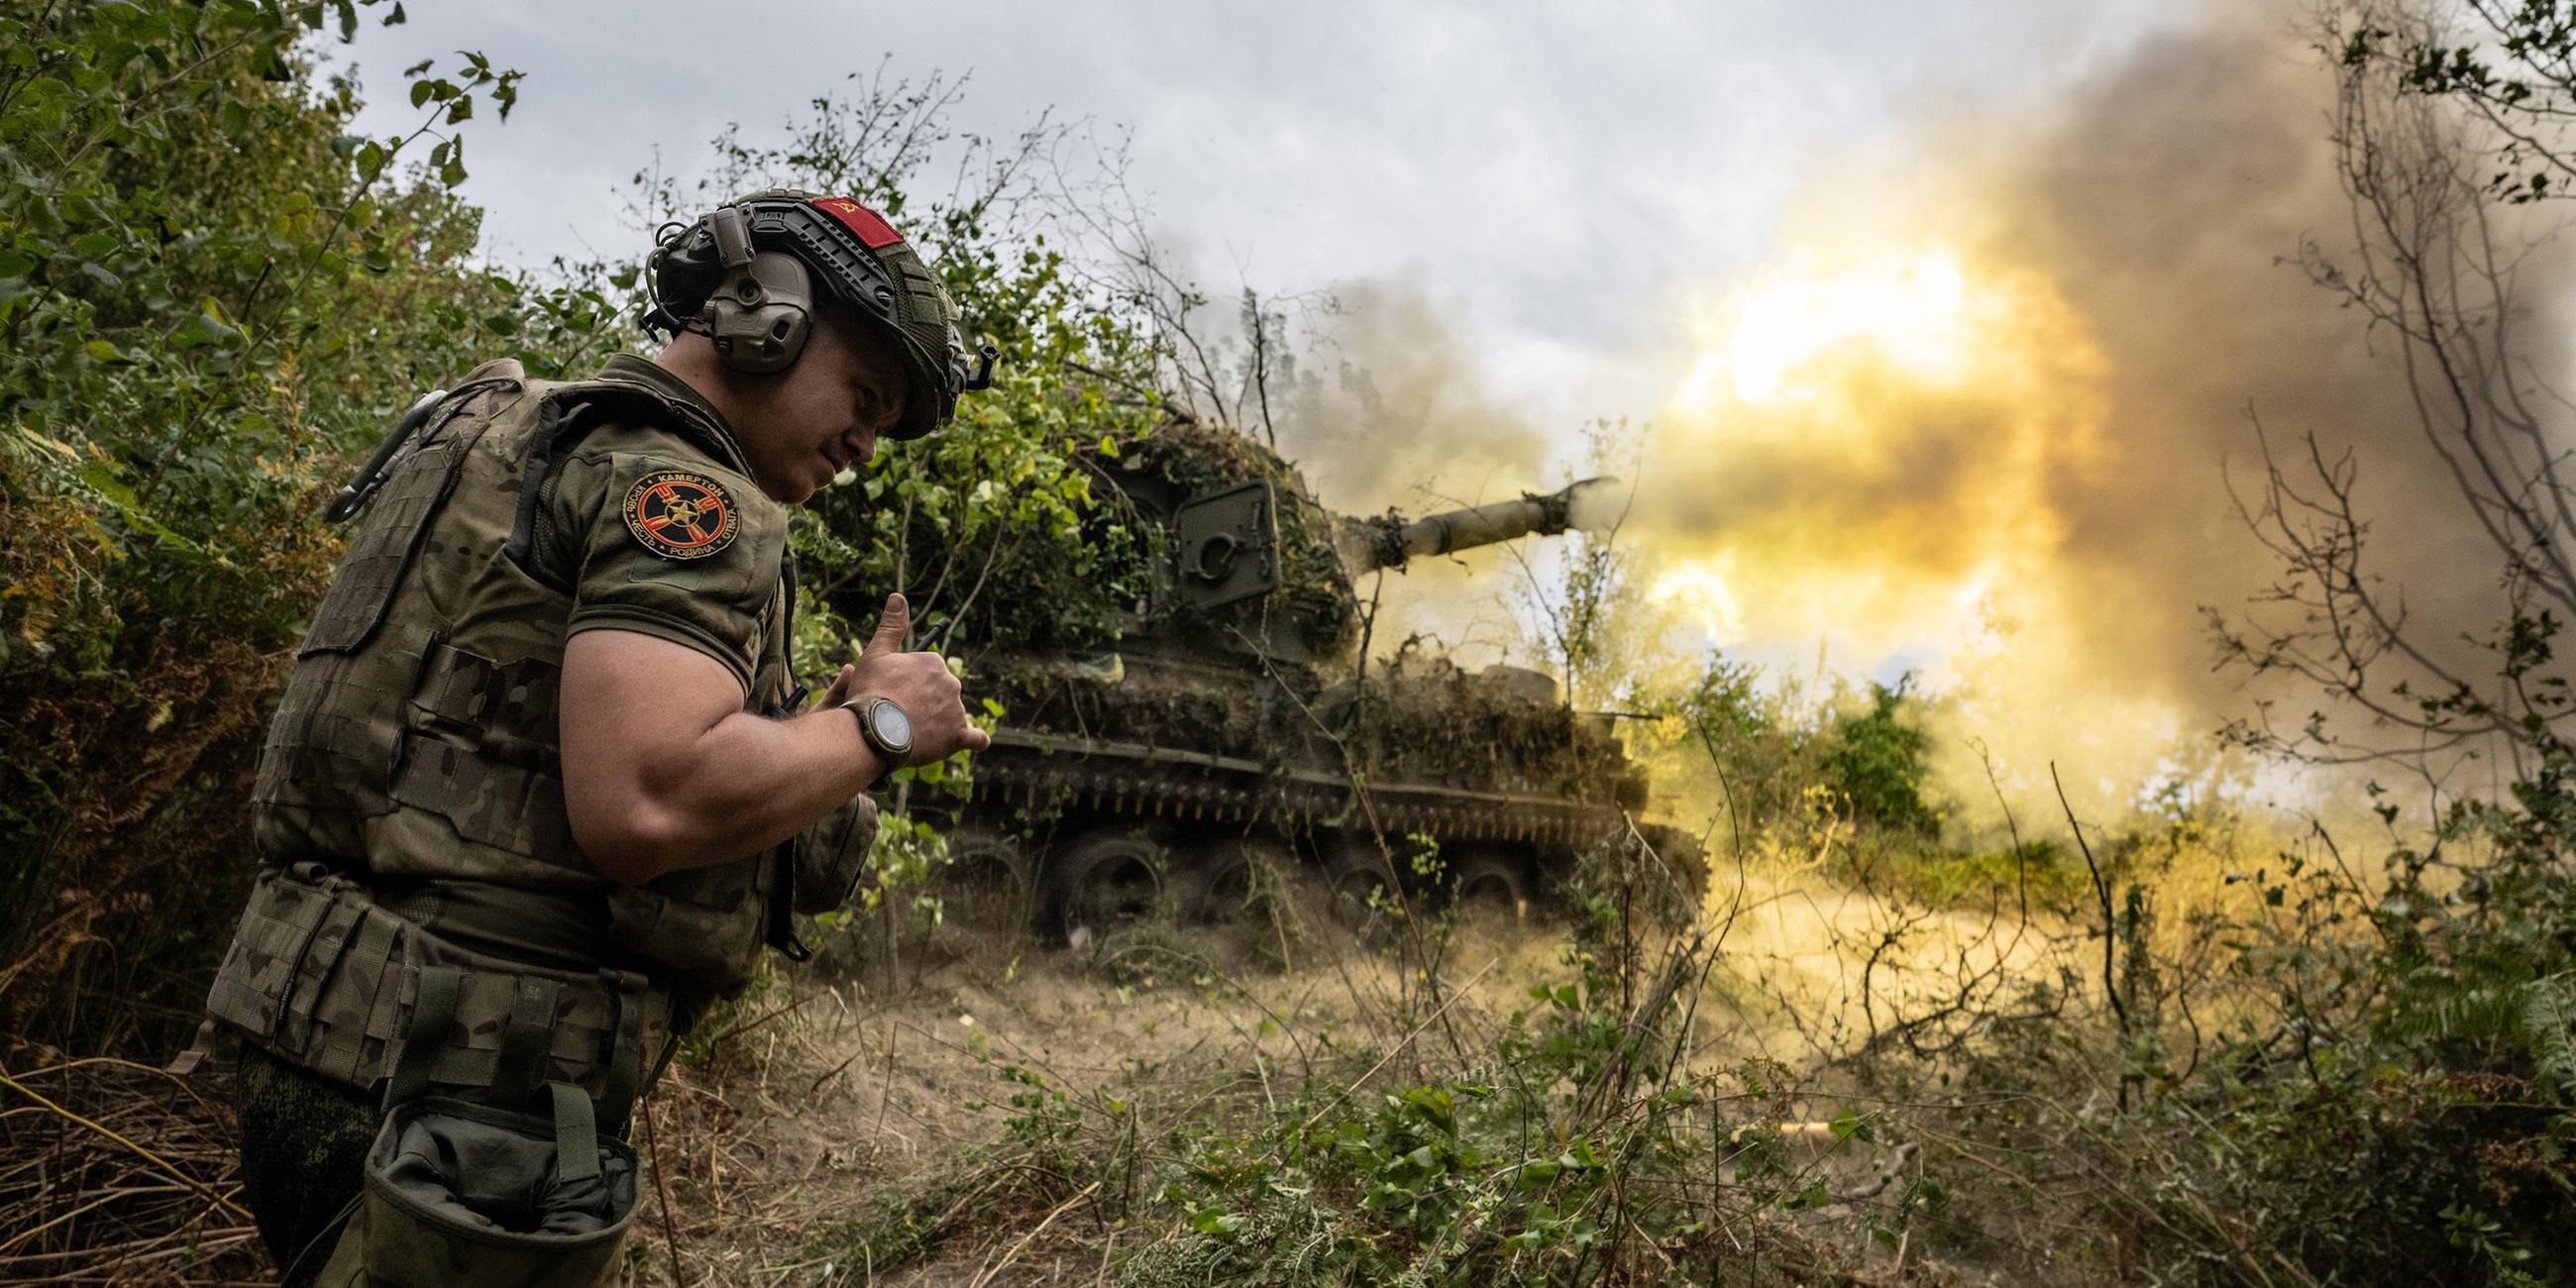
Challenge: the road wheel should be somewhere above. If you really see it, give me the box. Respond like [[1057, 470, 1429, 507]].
[[937, 826, 1036, 931], [1325, 839, 1404, 945], [1168, 833, 1308, 966], [1042, 829, 1168, 944], [1449, 853, 1530, 923], [1169, 833, 1290, 923]]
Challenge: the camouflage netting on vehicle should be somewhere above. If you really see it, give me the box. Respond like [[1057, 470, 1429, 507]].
[[1324, 653, 1634, 800], [1108, 419, 1361, 661], [972, 401, 1638, 795], [977, 651, 1317, 761], [979, 644, 1635, 808]]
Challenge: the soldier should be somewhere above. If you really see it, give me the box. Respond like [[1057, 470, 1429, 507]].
[[193, 190, 992, 1284]]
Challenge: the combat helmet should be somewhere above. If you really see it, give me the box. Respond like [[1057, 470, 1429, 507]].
[[644, 187, 995, 439]]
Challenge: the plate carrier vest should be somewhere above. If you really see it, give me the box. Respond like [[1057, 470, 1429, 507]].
[[201, 357, 871, 1105]]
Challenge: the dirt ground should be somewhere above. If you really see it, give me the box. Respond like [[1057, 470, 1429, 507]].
[[623, 866, 1970, 1287], [630, 903, 1588, 1286]]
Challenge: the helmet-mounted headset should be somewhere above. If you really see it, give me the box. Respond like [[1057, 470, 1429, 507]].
[[644, 190, 997, 440]]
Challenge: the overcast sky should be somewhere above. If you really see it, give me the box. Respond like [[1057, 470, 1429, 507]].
[[335, 0, 2197, 434]]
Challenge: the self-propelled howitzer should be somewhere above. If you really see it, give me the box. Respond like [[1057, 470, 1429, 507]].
[[946, 423, 1695, 939]]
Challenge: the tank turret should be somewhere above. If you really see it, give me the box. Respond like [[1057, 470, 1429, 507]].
[[942, 421, 1697, 941]]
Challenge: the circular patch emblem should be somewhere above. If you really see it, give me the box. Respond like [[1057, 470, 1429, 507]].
[[623, 470, 739, 560]]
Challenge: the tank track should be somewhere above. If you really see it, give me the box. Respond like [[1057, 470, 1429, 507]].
[[969, 728, 1634, 849]]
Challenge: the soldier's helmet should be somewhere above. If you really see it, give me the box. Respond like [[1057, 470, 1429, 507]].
[[645, 187, 993, 440]]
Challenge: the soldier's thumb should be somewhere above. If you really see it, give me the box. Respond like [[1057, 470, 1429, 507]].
[[865, 593, 911, 655]]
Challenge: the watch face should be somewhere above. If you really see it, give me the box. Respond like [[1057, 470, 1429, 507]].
[[871, 699, 913, 751]]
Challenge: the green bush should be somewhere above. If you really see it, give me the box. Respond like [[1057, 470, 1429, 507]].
[[0, 0, 535, 1053], [1822, 680, 1939, 838]]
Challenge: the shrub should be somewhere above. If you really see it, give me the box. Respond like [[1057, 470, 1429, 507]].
[[0, 0, 531, 1054], [1823, 680, 1940, 838]]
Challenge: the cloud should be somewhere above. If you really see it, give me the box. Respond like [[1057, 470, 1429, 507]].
[[336, 0, 2175, 428]]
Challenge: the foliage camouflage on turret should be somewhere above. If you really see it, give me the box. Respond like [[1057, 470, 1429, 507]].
[[1108, 417, 1361, 660]]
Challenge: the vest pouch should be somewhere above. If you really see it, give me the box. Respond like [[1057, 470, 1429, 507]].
[[605, 856, 769, 999], [312, 1088, 636, 1288], [791, 793, 881, 916], [204, 866, 411, 1086], [388, 642, 582, 870]]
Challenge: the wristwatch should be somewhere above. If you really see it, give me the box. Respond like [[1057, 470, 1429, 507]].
[[843, 696, 914, 770]]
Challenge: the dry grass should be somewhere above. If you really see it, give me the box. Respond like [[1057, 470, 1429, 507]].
[[0, 859, 1951, 1287], [0, 1057, 267, 1285]]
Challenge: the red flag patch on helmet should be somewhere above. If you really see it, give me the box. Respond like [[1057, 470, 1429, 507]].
[[810, 197, 905, 250]]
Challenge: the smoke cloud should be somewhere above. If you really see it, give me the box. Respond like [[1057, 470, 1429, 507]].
[[1617, 5, 2551, 820], [1241, 3, 2555, 825], [1262, 281, 1571, 667]]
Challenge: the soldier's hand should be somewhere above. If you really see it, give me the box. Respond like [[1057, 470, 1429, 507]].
[[833, 592, 991, 766]]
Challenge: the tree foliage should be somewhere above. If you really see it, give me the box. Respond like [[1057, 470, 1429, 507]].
[[0, 0, 551, 1051], [1823, 679, 1940, 838], [2339, 0, 2576, 204]]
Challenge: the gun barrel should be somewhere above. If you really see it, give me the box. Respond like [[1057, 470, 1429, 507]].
[[1347, 477, 1618, 573]]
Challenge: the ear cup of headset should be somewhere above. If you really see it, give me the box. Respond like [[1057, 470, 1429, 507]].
[[698, 252, 816, 375], [644, 230, 720, 334], [646, 231, 818, 375]]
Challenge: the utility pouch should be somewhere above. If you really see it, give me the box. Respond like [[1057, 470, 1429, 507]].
[[309, 967, 638, 1288], [791, 792, 881, 916], [206, 868, 669, 1105], [204, 864, 412, 1086], [605, 857, 768, 996]]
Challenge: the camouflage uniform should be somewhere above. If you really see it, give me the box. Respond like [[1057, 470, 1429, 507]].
[[207, 353, 878, 1282]]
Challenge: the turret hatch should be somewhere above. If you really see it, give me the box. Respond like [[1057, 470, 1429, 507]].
[[1173, 482, 1279, 608]]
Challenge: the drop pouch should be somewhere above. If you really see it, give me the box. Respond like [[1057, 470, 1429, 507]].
[[314, 1090, 636, 1288], [307, 968, 638, 1288]]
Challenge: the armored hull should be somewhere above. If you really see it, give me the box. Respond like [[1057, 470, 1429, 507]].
[[934, 424, 1696, 938]]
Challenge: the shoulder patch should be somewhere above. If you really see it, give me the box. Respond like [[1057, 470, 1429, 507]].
[[623, 469, 742, 560]]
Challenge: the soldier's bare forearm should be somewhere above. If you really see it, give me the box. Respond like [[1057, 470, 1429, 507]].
[[560, 628, 888, 885], [624, 703, 890, 878]]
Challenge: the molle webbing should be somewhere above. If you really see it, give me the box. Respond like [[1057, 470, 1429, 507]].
[[409, 642, 563, 772], [390, 641, 583, 863], [206, 868, 668, 1126]]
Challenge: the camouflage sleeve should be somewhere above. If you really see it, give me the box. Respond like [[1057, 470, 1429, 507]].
[[560, 450, 785, 695]]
